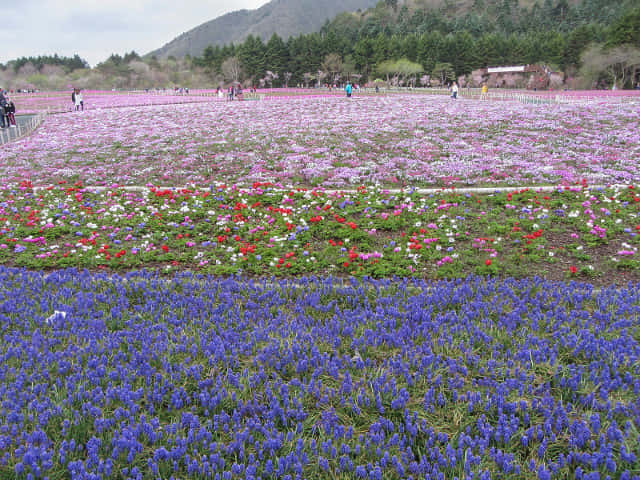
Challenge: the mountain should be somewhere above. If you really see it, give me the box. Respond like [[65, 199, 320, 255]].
[[149, 0, 379, 59]]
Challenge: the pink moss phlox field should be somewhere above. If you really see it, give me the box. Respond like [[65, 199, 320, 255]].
[[11, 88, 347, 114], [0, 95, 640, 187], [13, 91, 217, 114], [2, 93, 639, 188]]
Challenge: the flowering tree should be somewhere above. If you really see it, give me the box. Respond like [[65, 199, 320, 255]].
[[263, 70, 279, 88]]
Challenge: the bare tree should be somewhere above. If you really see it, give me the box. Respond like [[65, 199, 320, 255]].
[[580, 44, 640, 88], [283, 72, 292, 88], [221, 56, 243, 84], [321, 53, 343, 85], [316, 70, 327, 87]]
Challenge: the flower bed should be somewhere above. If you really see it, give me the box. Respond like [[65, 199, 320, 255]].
[[1, 268, 638, 479], [1, 95, 638, 188], [1, 182, 640, 285], [12, 91, 217, 114]]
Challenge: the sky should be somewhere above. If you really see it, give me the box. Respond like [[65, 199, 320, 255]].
[[3, 0, 270, 67]]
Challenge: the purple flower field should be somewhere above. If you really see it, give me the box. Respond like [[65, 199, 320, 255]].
[[2, 94, 639, 188], [0, 268, 638, 479]]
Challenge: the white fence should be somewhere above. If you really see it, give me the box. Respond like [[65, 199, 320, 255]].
[[0, 112, 46, 145]]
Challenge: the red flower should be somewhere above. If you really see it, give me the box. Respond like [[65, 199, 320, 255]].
[[162, 245, 169, 252], [570, 266, 577, 274], [485, 259, 492, 266]]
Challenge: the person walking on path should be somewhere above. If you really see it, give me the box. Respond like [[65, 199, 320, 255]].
[[345, 81, 353, 98], [74, 89, 84, 111], [481, 82, 488, 100], [451, 81, 459, 99]]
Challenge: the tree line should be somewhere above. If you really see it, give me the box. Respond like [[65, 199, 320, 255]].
[[191, 2, 639, 89], [0, 1, 637, 90]]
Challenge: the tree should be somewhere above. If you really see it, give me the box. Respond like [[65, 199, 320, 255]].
[[341, 55, 357, 82], [321, 53, 343, 84], [395, 58, 423, 86], [432, 62, 455, 85], [238, 35, 265, 80], [303, 72, 315, 88], [265, 34, 288, 84], [564, 25, 597, 69], [580, 43, 640, 88], [607, 8, 640, 48], [283, 72, 292, 87], [376, 59, 397, 83], [262, 70, 279, 88], [353, 37, 375, 80], [221, 56, 243, 83]]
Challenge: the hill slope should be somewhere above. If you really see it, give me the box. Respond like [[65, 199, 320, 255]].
[[149, 0, 379, 59]]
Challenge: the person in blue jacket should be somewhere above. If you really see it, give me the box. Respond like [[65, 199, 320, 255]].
[[345, 82, 352, 98]]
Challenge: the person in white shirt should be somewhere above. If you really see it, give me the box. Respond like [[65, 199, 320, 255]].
[[75, 89, 84, 111], [451, 81, 458, 99]]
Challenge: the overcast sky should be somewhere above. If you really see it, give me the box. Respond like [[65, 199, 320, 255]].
[[3, 0, 270, 67]]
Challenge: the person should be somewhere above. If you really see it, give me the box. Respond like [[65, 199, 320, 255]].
[[0, 89, 7, 128], [71, 88, 76, 108], [217, 87, 224, 100], [74, 89, 84, 111], [451, 81, 458, 99], [345, 81, 352, 98], [236, 84, 243, 100], [4, 94, 16, 127], [375, 85, 379, 93], [228, 85, 234, 101], [481, 82, 488, 100]]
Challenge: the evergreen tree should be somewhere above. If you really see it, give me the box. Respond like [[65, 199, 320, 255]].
[[238, 36, 266, 81], [265, 34, 289, 84], [607, 7, 640, 47]]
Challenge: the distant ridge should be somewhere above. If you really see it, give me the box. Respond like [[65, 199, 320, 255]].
[[148, 0, 378, 59]]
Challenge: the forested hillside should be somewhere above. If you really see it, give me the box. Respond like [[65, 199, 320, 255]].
[[190, 0, 639, 89], [149, 0, 379, 59], [324, 0, 634, 38], [0, 0, 638, 90]]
